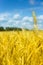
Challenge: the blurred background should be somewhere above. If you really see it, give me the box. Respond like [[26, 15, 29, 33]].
[[0, 0, 43, 30]]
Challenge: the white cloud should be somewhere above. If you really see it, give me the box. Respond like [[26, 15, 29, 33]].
[[37, 24, 43, 30], [37, 15, 43, 25], [21, 22, 33, 29], [0, 17, 5, 21], [13, 14, 20, 19], [0, 13, 10, 21], [0, 12, 43, 29], [15, 21, 20, 24], [0, 13, 10, 17], [22, 16, 33, 22], [8, 19, 13, 22], [37, 15, 43, 20], [21, 22, 26, 26]]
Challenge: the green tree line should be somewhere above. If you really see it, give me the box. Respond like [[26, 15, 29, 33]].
[[0, 27, 29, 31]]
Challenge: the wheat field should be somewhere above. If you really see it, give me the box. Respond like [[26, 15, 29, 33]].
[[0, 30, 43, 65]]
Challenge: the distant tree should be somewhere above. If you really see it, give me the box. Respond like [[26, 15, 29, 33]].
[[0, 27, 5, 31], [5, 27, 22, 31], [5, 27, 14, 31], [0, 27, 29, 31], [25, 28, 29, 31]]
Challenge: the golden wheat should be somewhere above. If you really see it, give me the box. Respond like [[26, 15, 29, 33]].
[[0, 31, 43, 65]]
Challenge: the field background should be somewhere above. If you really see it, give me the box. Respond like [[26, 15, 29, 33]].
[[0, 30, 43, 65]]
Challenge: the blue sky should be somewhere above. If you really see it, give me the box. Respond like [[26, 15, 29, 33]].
[[0, 0, 43, 29]]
